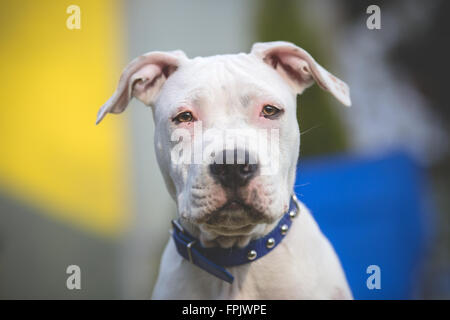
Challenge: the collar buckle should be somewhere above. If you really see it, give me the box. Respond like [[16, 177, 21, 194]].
[[186, 240, 196, 263]]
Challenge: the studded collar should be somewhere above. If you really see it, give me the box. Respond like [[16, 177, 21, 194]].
[[170, 194, 301, 283]]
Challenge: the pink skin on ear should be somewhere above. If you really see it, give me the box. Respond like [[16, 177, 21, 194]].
[[96, 51, 186, 125], [251, 41, 351, 107]]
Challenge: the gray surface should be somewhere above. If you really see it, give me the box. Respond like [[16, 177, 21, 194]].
[[0, 193, 119, 299]]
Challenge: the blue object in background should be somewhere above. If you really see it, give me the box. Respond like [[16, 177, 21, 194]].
[[295, 150, 435, 299]]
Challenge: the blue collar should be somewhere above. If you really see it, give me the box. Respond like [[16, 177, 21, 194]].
[[171, 194, 301, 283]]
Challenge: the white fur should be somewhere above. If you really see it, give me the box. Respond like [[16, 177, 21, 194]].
[[97, 41, 353, 299]]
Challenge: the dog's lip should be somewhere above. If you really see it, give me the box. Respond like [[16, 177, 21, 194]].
[[205, 222, 253, 230], [201, 199, 267, 228], [223, 200, 243, 211], [202, 223, 256, 235]]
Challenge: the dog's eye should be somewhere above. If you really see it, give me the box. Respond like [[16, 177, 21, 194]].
[[173, 111, 194, 123], [261, 105, 282, 118]]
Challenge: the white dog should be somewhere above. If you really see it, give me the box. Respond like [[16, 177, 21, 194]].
[[97, 41, 353, 299]]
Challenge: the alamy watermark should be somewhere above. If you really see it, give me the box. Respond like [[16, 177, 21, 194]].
[[366, 265, 381, 290], [66, 265, 81, 290], [66, 5, 81, 30], [169, 121, 280, 176], [366, 5, 381, 30]]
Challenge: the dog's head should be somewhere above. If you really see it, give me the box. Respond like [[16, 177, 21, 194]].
[[97, 41, 350, 247]]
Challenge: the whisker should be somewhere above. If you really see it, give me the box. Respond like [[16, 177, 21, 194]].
[[300, 124, 322, 136], [294, 182, 310, 188]]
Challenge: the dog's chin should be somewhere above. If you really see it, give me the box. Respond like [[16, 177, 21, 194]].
[[202, 222, 257, 237], [199, 201, 275, 234]]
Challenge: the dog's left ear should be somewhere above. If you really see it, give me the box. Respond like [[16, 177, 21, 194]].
[[96, 50, 188, 124], [251, 41, 351, 106]]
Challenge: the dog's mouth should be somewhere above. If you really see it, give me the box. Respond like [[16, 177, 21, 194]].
[[202, 198, 271, 228], [222, 200, 245, 211], [203, 222, 256, 236]]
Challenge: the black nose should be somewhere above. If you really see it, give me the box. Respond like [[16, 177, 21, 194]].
[[209, 149, 259, 188]]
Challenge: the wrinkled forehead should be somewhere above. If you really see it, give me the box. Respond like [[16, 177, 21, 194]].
[[154, 53, 295, 118]]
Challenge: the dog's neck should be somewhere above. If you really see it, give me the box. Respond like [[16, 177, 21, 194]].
[[179, 214, 284, 249]]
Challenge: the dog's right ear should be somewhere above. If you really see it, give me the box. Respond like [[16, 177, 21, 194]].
[[96, 50, 187, 124]]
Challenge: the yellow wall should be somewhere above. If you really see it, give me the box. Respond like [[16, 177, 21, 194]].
[[0, 0, 129, 237]]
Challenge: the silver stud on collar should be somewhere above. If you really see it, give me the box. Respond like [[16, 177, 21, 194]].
[[291, 194, 301, 219], [289, 210, 297, 219], [266, 237, 275, 249], [281, 224, 289, 235], [247, 250, 257, 260]]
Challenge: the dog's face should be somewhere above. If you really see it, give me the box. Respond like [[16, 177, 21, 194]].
[[97, 41, 351, 247], [153, 53, 300, 240]]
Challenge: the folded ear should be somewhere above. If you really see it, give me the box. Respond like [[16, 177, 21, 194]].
[[251, 41, 351, 106], [96, 50, 188, 124]]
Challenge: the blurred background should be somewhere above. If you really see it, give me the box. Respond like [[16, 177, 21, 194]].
[[0, 0, 448, 299]]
